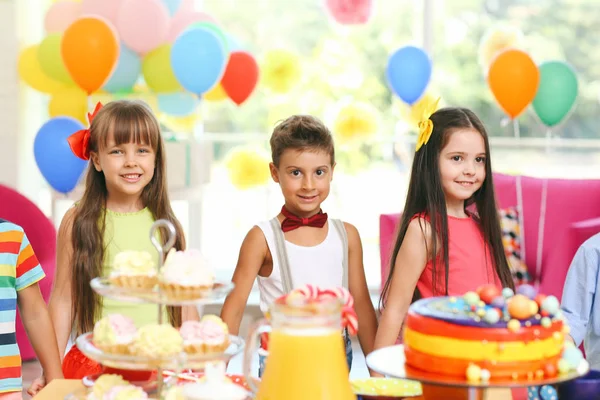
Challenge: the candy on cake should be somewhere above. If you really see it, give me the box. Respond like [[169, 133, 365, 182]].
[[92, 314, 137, 355], [109, 250, 158, 289], [158, 249, 215, 300], [403, 284, 589, 382]]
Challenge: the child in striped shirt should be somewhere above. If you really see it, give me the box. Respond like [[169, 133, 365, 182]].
[[0, 219, 62, 398]]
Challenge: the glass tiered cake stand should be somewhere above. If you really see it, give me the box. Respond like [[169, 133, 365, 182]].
[[366, 344, 588, 400], [66, 219, 245, 399]]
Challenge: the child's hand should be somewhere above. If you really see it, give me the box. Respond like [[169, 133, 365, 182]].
[[27, 375, 46, 396]]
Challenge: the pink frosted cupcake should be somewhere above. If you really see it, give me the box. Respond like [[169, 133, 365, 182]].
[[180, 315, 229, 354], [93, 314, 137, 355]]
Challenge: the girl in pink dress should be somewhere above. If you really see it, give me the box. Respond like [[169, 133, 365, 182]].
[[374, 104, 515, 351]]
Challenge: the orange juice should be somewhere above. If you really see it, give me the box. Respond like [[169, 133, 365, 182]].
[[256, 327, 356, 400]]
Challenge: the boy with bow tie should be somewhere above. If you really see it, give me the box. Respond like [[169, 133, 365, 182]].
[[221, 115, 377, 375]]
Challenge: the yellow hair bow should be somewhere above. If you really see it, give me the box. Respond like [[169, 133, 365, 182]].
[[415, 97, 441, 151]]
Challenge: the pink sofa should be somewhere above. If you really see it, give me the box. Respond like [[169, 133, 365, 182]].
[[0, 184, 56, 361], [379, 173, 600, 300]]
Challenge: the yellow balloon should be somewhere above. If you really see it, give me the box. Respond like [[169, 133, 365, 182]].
[[49, 86, 88, 124], [204, 83, 228, 102], [261, 49, 301, 94], [38, 34, 74, 85], [142, 44, 182, 93], [17, 45, 63, 93]]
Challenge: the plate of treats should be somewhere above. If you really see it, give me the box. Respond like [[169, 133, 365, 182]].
[[367, 284, 590, 391], [92, 249, 234, 305], [66, 363, 251, 400], [77, 313, 244, 370]]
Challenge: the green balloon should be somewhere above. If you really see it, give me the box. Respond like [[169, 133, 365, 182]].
[[532, 61, 578, 127], [187, 22, 229, 55]]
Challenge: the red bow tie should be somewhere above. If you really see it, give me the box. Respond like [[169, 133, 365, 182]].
[[280, 206, 328, 232]]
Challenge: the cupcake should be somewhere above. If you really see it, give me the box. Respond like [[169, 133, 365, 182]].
[[180, 315, 229, 354], [109, 250, 157, 289], [103, 384, 148, 400], [162, 386, 185, 400], [93, 314, 137, 354], [181, 362, 248, 400], [130, 324, 183, 360], [87, 374, 129, 400], [158, 249, 214, 300]]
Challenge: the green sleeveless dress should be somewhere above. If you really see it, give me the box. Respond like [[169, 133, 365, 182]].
[[101, 207, 167, 325]]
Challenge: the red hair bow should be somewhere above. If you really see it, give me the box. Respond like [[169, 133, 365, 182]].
[[67, 102, 103, 161]]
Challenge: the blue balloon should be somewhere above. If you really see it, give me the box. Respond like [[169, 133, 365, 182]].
[[386, 46, 432, 105], [34, 117, 88, 194], [103, 44, 141, 93], [161, 0, 183, 16], [158, 92, 199, 116], [171, 27, 227, 95]]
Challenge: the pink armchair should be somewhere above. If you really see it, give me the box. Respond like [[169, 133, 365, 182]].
[[379, 173, 600, 301], [0, 184, 56, 361]]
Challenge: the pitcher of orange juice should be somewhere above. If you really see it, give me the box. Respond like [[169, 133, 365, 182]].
[[243, 296, 356, 400]]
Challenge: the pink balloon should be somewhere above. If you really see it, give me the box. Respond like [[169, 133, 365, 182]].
[[44, 1, 83, 33], [166, 11, 217, 43], [117, 0, 170, 54], [81, 0, 123, 27], [325, 0, 374, 25]]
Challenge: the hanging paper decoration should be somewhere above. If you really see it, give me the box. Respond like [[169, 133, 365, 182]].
[[478, 25, 524, 72], [225, 147, 271, 190], [261, 49, 301, 94], [333, 102, 379, 143], [324, 0, 374, 25]]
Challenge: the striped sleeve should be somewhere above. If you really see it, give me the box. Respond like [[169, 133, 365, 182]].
[[15, 232, 44, 291]]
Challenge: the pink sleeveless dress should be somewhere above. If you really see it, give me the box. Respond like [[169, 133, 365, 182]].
[[414, 214, 502, 297]]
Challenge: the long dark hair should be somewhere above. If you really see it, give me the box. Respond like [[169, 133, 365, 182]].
[[380, 107, 514, 309], [71, 100, 185, 335]]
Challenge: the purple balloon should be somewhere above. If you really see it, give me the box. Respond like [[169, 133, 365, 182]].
[[516, 284, 537, 299]]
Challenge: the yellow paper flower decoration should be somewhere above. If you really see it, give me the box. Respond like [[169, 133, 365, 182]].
[[333, 102, 379, 144], [478, 25, 524, 71], [225, 147, 271, 190], [415, 97, 440, 152], [261, 50, 301, 94]]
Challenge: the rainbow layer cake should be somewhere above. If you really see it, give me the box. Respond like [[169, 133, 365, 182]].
[[403, 284, 588, 382]]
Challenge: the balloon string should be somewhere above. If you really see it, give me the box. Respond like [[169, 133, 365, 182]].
[[512, 119, 520, 139]]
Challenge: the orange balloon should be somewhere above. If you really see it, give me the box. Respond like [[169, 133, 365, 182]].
[[487, 49, 539, 119], [61, 17, 119, 95]]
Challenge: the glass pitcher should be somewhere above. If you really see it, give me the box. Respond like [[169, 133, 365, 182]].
[[243, 297, 356, 400]]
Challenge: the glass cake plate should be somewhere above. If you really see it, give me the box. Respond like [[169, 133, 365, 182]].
[[366, 344, 589, 400], [90, 277, 234, 305], [76, 332, 245, 370]]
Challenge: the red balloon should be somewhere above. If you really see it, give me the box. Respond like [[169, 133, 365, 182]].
[[220, 51, 259, 106]]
